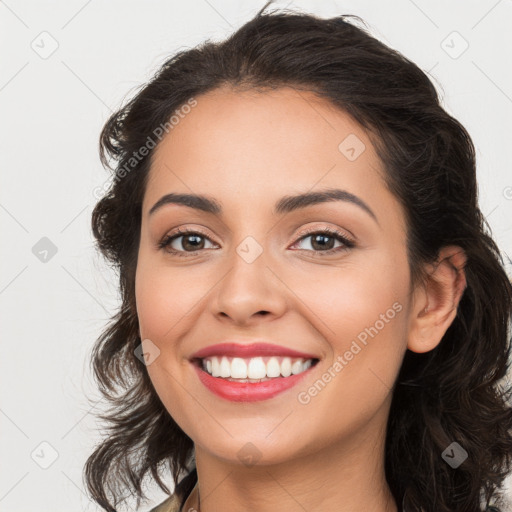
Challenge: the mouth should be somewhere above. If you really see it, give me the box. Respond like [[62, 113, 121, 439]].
[[188, 341, 321, 401], [188, 341, 322, 401], [191, 355, 320, 382]]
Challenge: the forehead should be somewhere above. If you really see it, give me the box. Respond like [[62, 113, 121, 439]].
[[144, 86, 397, 223]]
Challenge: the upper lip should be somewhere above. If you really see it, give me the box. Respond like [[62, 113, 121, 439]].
[[190, 342, 321, 360]]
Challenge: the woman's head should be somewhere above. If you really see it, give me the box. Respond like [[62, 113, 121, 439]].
[[86, 5, 512, 512]]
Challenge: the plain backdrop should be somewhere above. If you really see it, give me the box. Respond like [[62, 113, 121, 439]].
[[1, 1, 511, 511]]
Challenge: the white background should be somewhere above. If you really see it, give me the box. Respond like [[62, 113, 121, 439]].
[[1, 1, 511, 510]]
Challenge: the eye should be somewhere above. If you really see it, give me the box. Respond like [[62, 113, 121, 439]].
[[158, 227, 217, 257], [158, 226, 355, 258], [290, 227, 355, 256]]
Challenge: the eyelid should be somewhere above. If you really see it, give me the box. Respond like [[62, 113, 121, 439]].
[[157, 225, 217, 249], [158, 223, 356, 257], [293, 224, 355, 245]]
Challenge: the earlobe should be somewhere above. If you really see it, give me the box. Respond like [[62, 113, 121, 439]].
[[407, 245, 467, 354]]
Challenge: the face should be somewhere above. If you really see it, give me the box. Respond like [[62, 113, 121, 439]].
[[135, 86, 413, 466]]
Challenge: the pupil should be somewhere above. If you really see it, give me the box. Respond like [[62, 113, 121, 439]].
[[312, 234, 334, 250], [183, 235, 204, 250]]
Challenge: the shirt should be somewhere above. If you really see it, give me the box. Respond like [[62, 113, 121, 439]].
[[147, 487, 506, 511], [149, 481, 198, 512], [148, 493, 181, 512]]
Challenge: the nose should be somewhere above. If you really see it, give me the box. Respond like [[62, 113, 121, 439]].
[[209, 240, 288, 326]]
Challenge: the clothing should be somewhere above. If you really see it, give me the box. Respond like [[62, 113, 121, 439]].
[[147, 488, 506, 512], [149, 480, 198, 512], [148, 493, 181, 512]]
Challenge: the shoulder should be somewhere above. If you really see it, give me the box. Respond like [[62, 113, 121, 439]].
[[148, 493, 181, 512]]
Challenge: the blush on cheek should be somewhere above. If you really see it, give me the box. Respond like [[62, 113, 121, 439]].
[[135, 269, 206, 344], [137, 294, 184, 341]]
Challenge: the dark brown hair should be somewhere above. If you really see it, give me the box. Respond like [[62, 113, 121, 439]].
[[85, 4, 512, 511]]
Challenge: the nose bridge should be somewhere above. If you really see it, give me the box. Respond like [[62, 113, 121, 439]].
[[211, 231, 286, 322]]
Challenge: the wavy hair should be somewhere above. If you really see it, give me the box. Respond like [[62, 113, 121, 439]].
[[84, 4, 512, 511]]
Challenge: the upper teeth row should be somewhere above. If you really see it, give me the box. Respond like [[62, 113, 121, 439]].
[[202, 356, 314, 379]]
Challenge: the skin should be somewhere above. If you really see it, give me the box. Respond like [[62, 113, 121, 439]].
[[135, 85, 467, 512]]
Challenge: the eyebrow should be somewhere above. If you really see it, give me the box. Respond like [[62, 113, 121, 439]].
[[148, 188, 378, 224]]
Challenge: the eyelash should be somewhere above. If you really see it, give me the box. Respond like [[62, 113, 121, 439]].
[[158, 226, 355, 258]]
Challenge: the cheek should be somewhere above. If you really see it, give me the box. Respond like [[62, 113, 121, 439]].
[[294, 256, 407, 342], [287, 268, 408, 444], [135, 257, 208, 341], [295, 252, 409, 393], [134, 258, 201, 433]]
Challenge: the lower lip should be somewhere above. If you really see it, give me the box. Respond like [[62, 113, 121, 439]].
[[192, 362, 317, 402]]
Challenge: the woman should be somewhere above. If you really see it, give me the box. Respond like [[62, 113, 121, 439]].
[[84, 3, 512, 511]]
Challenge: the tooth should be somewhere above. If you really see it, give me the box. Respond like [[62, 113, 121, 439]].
[[266, 357, 281, 378], [247, 357, 266, 379], [291, 359, 304, 375], [203, 356, 315, 378], [280, 357, 292, 377], [220, 356, 231, 378], [211, 356, 221, 377], [231, 357, 248, 378]]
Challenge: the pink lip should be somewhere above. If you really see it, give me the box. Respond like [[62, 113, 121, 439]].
[[192, 362, 317, 402], [189, 342, 320, 402], [190, 342, 320, 360]]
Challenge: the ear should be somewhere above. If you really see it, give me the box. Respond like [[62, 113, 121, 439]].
[[408, 245, 467, 354]]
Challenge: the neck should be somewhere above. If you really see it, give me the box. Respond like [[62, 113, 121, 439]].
[[182, 411, 397, 512]]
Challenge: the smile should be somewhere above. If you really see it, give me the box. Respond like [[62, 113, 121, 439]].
[[200, 355, 316, 381], [189, 341, 321, 402], [191, 356, 320, 402]]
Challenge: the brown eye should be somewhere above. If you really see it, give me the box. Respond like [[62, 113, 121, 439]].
[[175, 233, 206, 251], [158, 228, 216, 256], [305, 233, 337, 251], [291, 228, 355, 256]]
